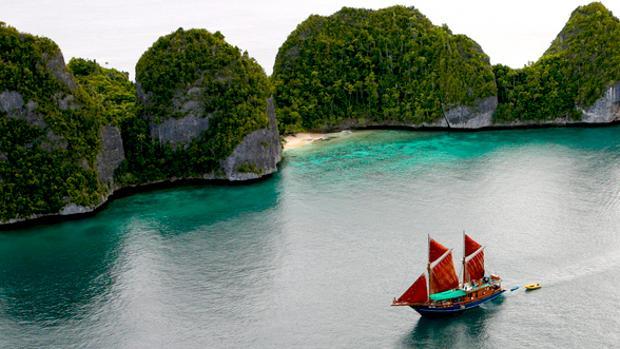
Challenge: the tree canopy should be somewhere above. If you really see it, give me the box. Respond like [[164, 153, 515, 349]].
[[494, 2, 620, 122], [0, 23, 103, 221], [120, 28, 273, 184], [272, 6, 497, 133], [68, 58, 136, 127], [274, 3, 620, 130]]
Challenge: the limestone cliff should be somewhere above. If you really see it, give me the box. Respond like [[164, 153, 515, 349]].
[[220, 98, 281, 180], [96, 125, 125, 185], [581, 82, 620, 123], [120, 28, 282, 185], [444, 97, 498, 129], [0, 24, 125, 225]]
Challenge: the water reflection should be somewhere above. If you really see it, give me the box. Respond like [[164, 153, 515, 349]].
[[0, 220, 123, 323], [0, 177, 282, 346], [113, 178, 282, 234], [402, 297, 505, 348]]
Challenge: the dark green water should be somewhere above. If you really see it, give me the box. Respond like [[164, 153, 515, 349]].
[[2, 127, 620, 348]]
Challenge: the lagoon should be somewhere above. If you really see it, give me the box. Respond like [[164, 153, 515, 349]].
[[1, 127, 620, 348]]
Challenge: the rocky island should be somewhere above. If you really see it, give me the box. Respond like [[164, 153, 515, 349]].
[[122, 28, 281, 184], [0, 23, 113, 225], [273, 2, 620, 133], [0, 2, 619, 227], [0, 26, 281, 226]]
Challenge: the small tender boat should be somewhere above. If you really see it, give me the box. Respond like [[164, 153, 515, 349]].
[[392, 233, 505, 317], [524, 283, 541, 291]]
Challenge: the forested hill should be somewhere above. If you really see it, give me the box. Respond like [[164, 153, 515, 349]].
[[0, 23, 105, 222], [494, 2, 620, 123], [124, 28, 279, 184], [272, 6, 497, 133], [1, 2, 619, 226], [273, 2, 620, 133], [0, 26, 281, 226]]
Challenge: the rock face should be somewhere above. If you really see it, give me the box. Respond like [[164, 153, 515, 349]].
[[44, 52, 78, 92], [96, 125, 125, 185], [0, 91, 47, 128], [143, 95, 282, 181], [60, 203, 92, 216], [0, 91, 24, 114], [220, 98, 282, 180], [445, 96, 498, 129], [125, 28, 281, 186], [0, 24, 127, 226], [0, 91, 69, 151], [581, 82, 620, 123], [138, 78, 212, 148], [149, 115, 211, 147]]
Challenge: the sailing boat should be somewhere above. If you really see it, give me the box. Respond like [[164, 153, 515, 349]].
[[392, 233, 504, 317]]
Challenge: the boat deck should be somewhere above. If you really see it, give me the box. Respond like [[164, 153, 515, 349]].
[[413, 288, 505, 317]]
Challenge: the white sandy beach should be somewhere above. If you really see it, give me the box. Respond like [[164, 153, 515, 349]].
[[283, 131, 352, 150], [283, 133, 329, 150]]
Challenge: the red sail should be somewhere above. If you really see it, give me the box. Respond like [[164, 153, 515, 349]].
[[465, 249, 485, 282], [394, 274, 428, 305], [464, 234, 482, 257], [430, 252, 459, 293], [429, 238, 449, 264]]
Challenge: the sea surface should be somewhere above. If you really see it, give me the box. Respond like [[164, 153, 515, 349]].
[[1, 127, 620, 348]]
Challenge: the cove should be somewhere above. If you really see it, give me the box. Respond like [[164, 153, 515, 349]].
[[1, 126, 620, 347]]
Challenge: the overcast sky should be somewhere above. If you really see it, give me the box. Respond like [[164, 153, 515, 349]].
[[2, 0, 618, 78]]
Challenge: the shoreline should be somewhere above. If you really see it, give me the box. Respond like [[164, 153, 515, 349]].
[[283, 133, 330, 150], [283, 119, 620, 151], [283, 131, 351, 150], [0, 173, 277, 232], [4, 121, 620, 230]]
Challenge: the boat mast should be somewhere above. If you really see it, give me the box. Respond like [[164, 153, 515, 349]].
[[427, 234, 432, 295], [462, 230, 467, 286]]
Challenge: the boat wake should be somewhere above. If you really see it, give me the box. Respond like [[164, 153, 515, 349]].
[[543, 248, 620, 287]]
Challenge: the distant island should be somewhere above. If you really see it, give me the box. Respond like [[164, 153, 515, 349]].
[[0, 2, 618, 226], [273, 2, 619, 132]]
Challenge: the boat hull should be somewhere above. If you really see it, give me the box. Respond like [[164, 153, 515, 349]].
[[412, 289, 505, 318]]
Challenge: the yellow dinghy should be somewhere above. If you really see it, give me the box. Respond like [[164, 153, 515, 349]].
[[524, 283, 541, 291]]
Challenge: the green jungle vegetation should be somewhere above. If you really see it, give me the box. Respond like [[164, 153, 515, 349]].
[[272, 6, 497, 133], [1, 2, 618, 222], [68, 58, 137, 127], [0, 23, 104, 221], [273, 2, 620, 132], [119, 28, 272, 184], [494, 2, 620, 122]]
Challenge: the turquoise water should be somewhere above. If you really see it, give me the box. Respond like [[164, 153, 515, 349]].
[[1, 127, 620, 348]]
